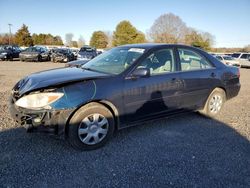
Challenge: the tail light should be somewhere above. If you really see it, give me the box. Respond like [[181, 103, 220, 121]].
[[237, 68, 240, 78]]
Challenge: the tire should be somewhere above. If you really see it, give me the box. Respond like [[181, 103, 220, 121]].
[[67, 102, 115, 150], [199, 88, 226, 118], [37, 55, 42, 62], [8, 55, 13, 61]]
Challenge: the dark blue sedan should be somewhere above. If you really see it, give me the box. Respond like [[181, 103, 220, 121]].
[[9, 44, 240, 150]]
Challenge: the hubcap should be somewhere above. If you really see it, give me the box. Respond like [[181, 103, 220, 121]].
[[78, 113, 109, 145], [209, 94, 223, 114]]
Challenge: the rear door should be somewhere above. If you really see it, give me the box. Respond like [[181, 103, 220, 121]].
[[123, 48, 183, 123], [177, 48, 218, 109]]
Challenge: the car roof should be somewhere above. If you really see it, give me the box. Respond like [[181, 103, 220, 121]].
[[119, 43, 201, 51]]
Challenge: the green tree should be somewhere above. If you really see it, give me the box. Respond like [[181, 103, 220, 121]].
[[112, 21, 146, 46], [90, 31, 108, 48], [15, 24, 33, 46], [32, 33, 63, 45], [53, 35, 63, 45]]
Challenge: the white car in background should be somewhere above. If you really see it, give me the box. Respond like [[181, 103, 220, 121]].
[[232, 52, 250, 68], [215, 55, 240, 67]]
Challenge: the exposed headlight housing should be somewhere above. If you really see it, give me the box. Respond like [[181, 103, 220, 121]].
[[15, 92, 64, 110]]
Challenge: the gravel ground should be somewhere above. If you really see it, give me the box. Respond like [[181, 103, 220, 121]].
[[0, 61, 250, 188]]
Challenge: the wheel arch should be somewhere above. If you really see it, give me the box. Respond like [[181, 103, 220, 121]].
[[64, 100, 120, 138]]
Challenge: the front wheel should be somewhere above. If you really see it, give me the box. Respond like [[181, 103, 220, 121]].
[[199, 88, 226, 118], [67, 102, 115, 150], [37, 55, 42, 62]]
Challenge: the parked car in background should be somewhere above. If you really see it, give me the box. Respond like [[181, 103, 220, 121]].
[[0, 45, 22, 61], [77, 46, 97, 60], [70, 48, 79, 59], [19, 46, 50, 62], [232, 52, 250, 68], [65, 59, 89, 67], [215, 55, 240, 67], [51, 48, 75, 63], [10, 44, 241, 150]]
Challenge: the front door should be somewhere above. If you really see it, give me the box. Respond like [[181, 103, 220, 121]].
[[123, 48, 183, 123]]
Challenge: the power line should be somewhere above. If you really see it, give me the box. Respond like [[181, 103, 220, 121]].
[[8, 23, 12, 45]]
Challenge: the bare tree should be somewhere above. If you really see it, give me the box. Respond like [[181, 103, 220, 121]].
[[65, 33, 74, 47], [149, 13, 188, 43], [243, 44, 250, 52], [104, 31, 113, 48], [200, 31, 215, 47], [77, 35, 85, 48]]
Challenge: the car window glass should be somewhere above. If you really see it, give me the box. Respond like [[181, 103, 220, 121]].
[[178, 48, 213, 71], [136, 49, 175, 75], [83, 47, 144, 75], [241, 54, 248, 59], [216, 56, 223, 60], [232, 53, 240, 58]]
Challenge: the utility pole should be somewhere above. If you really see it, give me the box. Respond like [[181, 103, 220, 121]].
[[8, 23, 12, 45]]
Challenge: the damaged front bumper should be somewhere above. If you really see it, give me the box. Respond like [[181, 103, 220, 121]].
[[9, 96, 74, 136]]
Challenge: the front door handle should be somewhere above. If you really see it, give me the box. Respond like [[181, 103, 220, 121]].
[[211, 72, 216, 78]]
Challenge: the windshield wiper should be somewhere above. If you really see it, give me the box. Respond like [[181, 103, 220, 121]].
[[81, 67, 113, 75], [81, 67, 96, 71]]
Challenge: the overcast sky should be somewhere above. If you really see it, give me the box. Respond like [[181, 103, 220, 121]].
[[0, 0, 249, 48]]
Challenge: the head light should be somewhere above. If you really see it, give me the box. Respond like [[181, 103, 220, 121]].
[[15, 92, 64, 109], [1, 52, 7, 55]]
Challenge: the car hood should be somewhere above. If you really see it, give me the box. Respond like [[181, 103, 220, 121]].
[[13, 67, 110, 96]]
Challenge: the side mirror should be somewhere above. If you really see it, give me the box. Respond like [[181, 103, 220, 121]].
[[130, 67, 150, 79]]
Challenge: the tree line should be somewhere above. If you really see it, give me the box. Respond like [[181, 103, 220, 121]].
[[0, 24, 64, 46], [0, 12, 249, 51]]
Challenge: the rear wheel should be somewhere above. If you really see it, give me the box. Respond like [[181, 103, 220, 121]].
[[67, 102, 115, 150], [199, 88, 226, 118]]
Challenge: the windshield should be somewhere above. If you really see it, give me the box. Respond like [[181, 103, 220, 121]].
[[223, 56, 234, 60], [82, 47, 145, 75], [232, 53, 240, 58]]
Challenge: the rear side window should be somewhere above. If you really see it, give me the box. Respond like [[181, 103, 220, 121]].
[[178, 48, 213, 71], [240, 54, 248, 59]]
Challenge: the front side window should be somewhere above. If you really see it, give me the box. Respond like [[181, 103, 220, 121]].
[[82, 47, 145, 75], [232, 53, 240, 58], [178, 48, 213, 71], [136, 48, 175, 75]]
